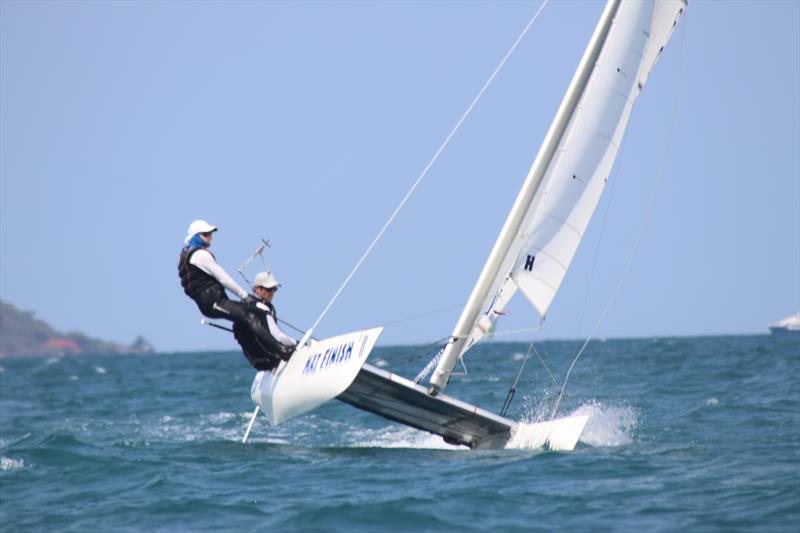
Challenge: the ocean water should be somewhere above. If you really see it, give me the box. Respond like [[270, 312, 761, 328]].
[[1, 335, 798, 532]]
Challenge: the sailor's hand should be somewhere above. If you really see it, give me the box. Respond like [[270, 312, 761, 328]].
[[280, 346, 294, 362]]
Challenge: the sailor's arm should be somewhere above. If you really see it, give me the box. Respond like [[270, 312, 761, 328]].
[[189, 249, 249, 300], [265, 314, 297, 347]]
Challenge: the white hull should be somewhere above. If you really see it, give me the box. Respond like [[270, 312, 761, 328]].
[[339, 363, 588, 450], [250, 327, 383, 425], [250, 347, 589, 450]]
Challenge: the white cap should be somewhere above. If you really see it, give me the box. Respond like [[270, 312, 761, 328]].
[[253, 271, 280, 290], [184, 219, 218, 243]]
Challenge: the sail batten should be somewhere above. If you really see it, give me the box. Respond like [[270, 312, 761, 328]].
[[430, 0, 686, 392]]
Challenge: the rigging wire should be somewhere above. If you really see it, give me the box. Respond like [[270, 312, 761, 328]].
[[550, 15, 687, 420], [409, 324, 558, 388], [530, 341, 560, 387], [278, 318, 317, 340], [380, 302, 465, 328], [411, 322, 547, 382], [500, 336, 561, 417], [304, 0, 551, 339], [500, 341, 534, 417], [382, 336, 452, 368], [574, 145, 623, 338]]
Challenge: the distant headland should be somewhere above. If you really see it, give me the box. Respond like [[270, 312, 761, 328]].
[[0, 300, 154, 358]]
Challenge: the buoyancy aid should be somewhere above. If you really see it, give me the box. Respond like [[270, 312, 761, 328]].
[[233, 299, 292, 370], [178, 246, 224, 300], [258, 299, 277, 320], [233, 299, 290, 371]]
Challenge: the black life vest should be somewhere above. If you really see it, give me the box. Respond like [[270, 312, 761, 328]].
[[258, 299, 277, 321], [178, 246, 224, 300], [233, 299, 289, 372]]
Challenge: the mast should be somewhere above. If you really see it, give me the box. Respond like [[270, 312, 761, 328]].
[[429, 0, 622, 393]]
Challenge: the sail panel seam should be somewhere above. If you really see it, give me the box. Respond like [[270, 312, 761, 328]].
[[539, 211, 584, 240]]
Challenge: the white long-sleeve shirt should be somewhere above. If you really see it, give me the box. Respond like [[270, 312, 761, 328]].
[[254, 302, 296, 347], [265, 311, 297, 348], [189, 249, 248, 300]]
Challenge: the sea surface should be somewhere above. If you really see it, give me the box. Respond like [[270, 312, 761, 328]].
[[1, 335, 798, 532]]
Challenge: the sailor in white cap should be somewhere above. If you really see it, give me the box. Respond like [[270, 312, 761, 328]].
[[232, 271, 297, 371], [178, 219, 272, 346], [252, 272, 297, 348]]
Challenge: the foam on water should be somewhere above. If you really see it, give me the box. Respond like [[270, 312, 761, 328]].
[[1, 456, 25, 471], [208, 412, 238, 424], [155, 411, 253, 443], [105, 411, 257, 447], [348, 426, 465, 450], [573, 402, 636, 447], [506, 401, 636, 450]]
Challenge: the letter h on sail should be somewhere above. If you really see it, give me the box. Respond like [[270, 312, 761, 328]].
[[524, 255, 536, 271]]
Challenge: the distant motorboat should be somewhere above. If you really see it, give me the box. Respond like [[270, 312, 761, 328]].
[[769, 313, 800, 336]]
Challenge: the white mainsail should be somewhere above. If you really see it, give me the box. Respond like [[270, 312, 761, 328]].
[[430, 0, 686, 391]]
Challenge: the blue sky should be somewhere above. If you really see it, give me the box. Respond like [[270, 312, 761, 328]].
[[1, 1, 798, 352]]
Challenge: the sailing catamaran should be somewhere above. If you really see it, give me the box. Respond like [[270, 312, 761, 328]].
[[245, 0, 687, 449]]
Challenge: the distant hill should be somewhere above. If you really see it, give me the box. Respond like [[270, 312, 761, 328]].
[[0, 301, 154, 357]]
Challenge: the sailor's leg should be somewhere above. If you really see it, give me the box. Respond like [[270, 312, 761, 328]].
[[193, 286, 229, 319], [217, 299, 286, 355], [233, 321, 282, 371], [213, 298, 251, 323]]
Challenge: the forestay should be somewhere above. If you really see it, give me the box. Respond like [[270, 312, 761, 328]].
[[431, 0, 686, 391]]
